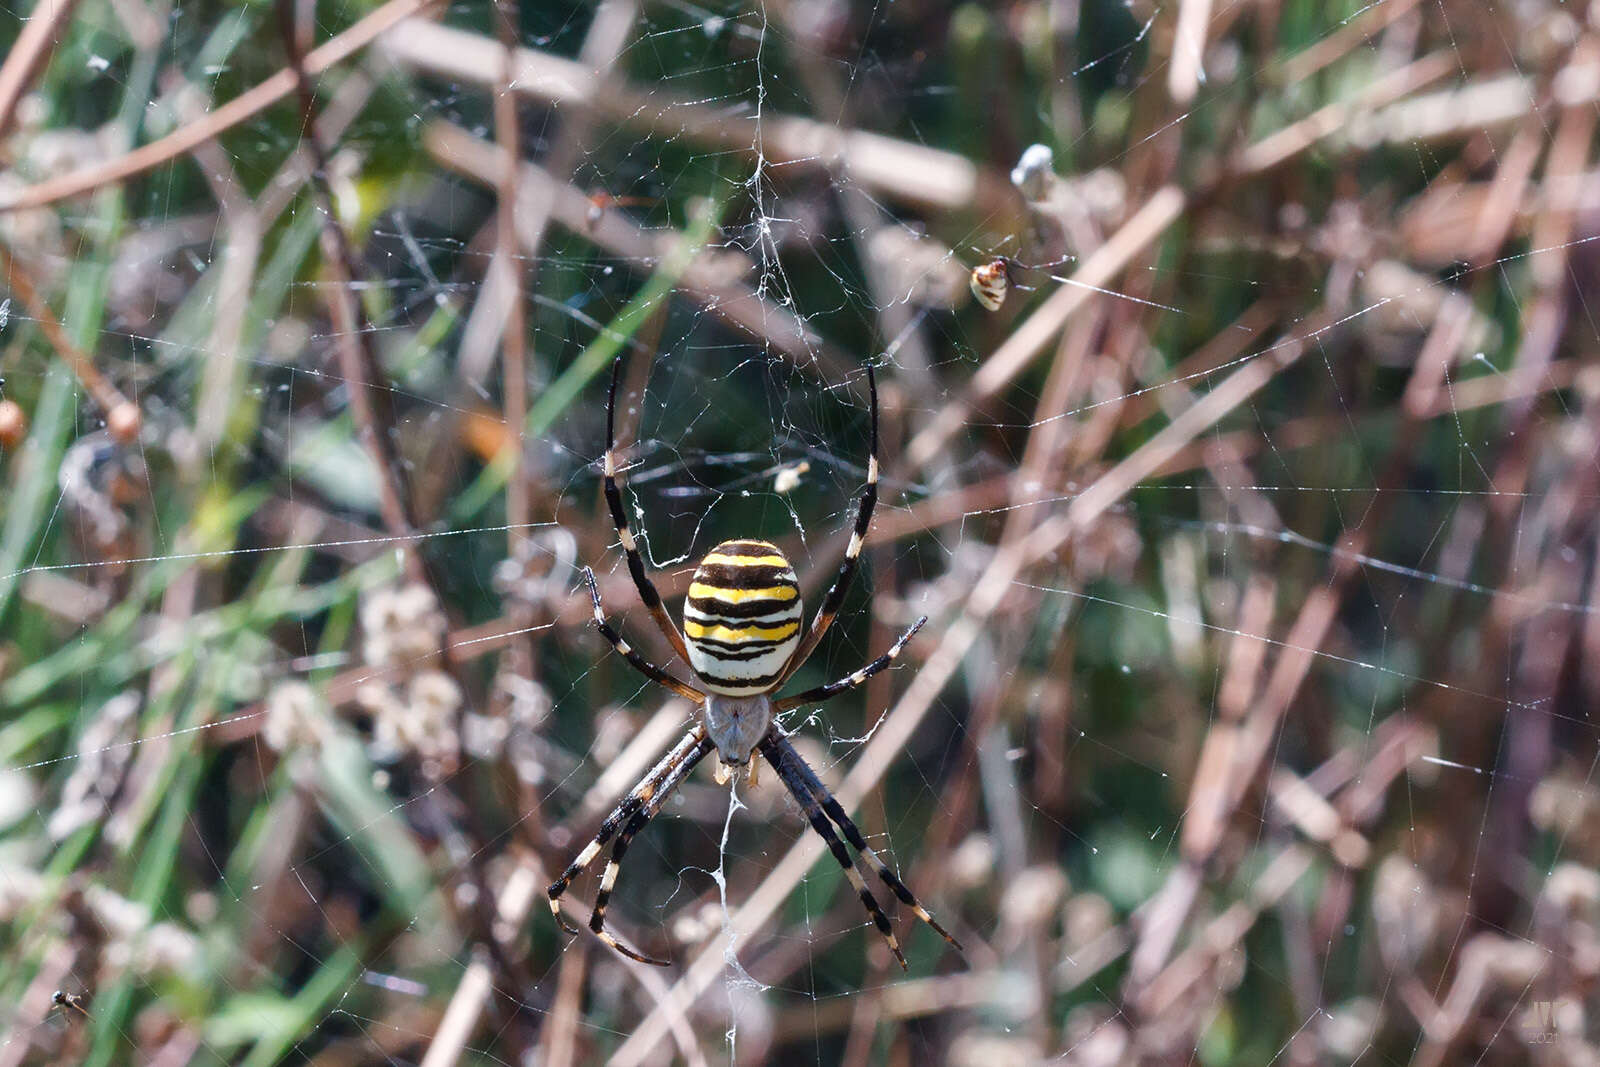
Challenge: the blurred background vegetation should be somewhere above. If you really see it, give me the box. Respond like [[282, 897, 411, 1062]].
[[2, 0, 1599, 1063]]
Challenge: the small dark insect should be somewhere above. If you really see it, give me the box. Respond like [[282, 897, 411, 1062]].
[[51, 991, 89, 1020], [547, 359, 963, 969], [969, 256, 1012, 311]]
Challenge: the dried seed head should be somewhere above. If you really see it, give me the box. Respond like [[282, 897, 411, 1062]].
[[1317, 999, 1380, 1060], [48, 692, 139, 841], [672, 900, 723, 947], [948, 833, 995, 890], [263, 681, 330, 753], [949, 1031, 1044, 1067], [1062, 892, 1113, 951], [493, 527, 578, 608], [360, 583, 448, 669], [462, 711, 508, 759], [409, 669, 463, 720], [1370, 855, 1438, 971], [367, 670, 462, 765], [1541, 862, 1600, 919], [1531, 774, 1600, 834], [1058, 1007, 1129, 1067]]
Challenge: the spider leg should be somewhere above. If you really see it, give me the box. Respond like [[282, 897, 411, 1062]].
[[772, 615, 926, 713], [776, 365, 879, 686], [588, 731, 715, 965], [604, 357, 693, 665], [548, 726, 706, 934], [764, 733, 962, 952], [583, 568, 704, 703], [759, 731, 908, 970]]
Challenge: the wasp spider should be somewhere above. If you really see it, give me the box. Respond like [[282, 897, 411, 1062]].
[[548, 360, 962, 968]]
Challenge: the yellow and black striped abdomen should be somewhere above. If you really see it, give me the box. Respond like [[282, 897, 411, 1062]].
[[683, 540, 803, 696]]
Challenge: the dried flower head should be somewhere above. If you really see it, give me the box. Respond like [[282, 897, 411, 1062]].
[[1000, 864, 1069, 933], [262, 682, 330, 754], [360, 582, 448, 670], [949, 1031, 1044, 1067], [1530, 773, 1600, 857], [948, 833, 996, 891], [367, 670, 462, 767], [1370, 855, 1439, 972], [1059, 1007, 1130, 1067]]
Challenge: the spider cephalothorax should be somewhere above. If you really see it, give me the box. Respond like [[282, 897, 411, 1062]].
[[547, 359, 960, 969]]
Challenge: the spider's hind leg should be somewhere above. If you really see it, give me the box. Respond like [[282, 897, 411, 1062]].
[[759, 732, 909, 970], [582, 567, 704, 703], [762, 732, 962, 955], [582, 731, 715, 965], [548, 727, 705, 935]]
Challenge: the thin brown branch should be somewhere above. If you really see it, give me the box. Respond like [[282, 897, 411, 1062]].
[[276, 0, 419, 573], [0, 0, 82, 139], [0, 0, 441, 212], [1273, 0, 1425, 84], [382, 18, 1011, 214], [0, 245, 139, 441]]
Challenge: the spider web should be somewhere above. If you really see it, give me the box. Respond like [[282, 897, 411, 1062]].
[[2, 0, 1598, 1064]]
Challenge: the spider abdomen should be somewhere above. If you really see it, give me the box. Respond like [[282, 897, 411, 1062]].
[[683, 539, 803, 696]]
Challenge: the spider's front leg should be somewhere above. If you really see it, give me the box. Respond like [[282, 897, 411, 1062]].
[[772, 615, 926, 713], [602, 356, 695, 663], [582, 567, 704, 704]]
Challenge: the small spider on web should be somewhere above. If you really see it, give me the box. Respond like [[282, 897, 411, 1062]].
[[969, 250, 1077, 311], [546, 358, 963, 969]]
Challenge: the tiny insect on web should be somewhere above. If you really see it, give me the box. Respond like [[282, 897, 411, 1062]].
[[546, 358, 962, 968], [50, 990, 90, 1020]]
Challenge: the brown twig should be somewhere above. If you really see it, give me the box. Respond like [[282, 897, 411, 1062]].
[[275, 0, 419, 573], [1273, 0, 1425, 84], [0, 0, 442, 212], [380, 18, 1012, 215], [0, 0, 83, 139], [0, 245, 140, 441], [424, 121, 843, 375]]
